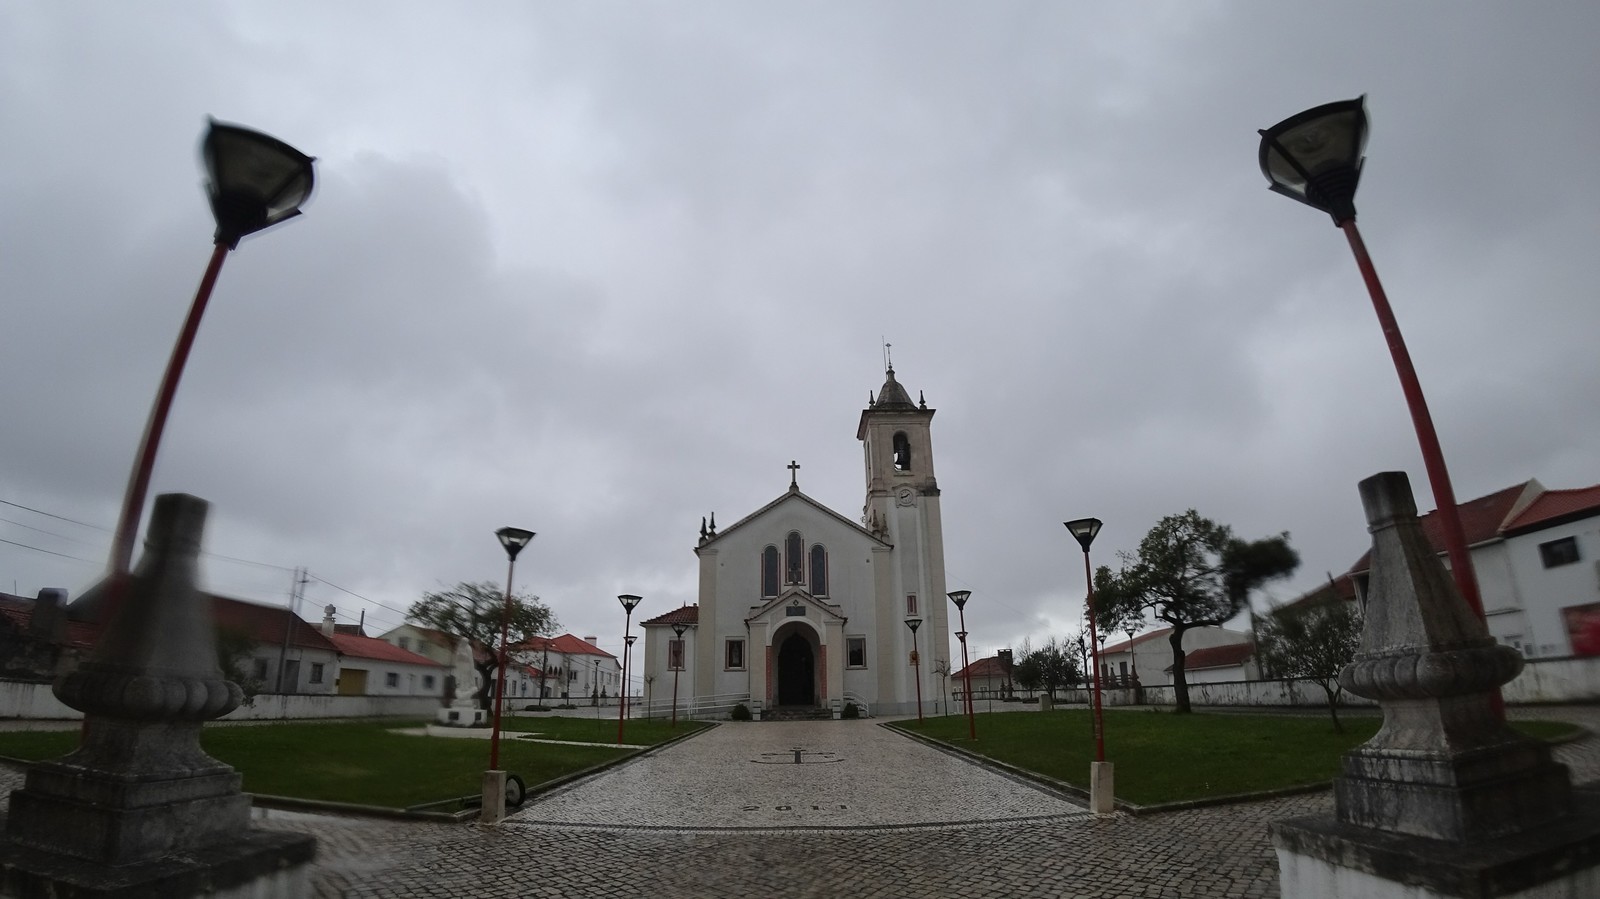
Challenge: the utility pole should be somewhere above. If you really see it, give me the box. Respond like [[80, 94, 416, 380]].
[[275, 567, 308, 693]]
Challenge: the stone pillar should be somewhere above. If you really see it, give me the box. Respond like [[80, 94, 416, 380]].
[[1272, 473, 1600, 898], [0, 494, 315, 897]]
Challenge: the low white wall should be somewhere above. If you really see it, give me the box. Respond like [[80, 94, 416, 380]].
[[0, 680, 442, 721], [1054, 656, 1600, 708]]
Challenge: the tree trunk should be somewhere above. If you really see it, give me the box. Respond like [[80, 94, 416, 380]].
[[1321, 682, 1343, 734], [475, 660, 496, 710], [1169, 629, 1191, 714]]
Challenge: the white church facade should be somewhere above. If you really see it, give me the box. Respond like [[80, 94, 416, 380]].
[[640, 367, 952, 718]]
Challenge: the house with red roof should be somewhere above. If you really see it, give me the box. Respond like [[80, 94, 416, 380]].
[[377, 623, 565, 705], [1098, 625, 1254, 687], [1330, 478, 1600, 658], [325, 628, 445, 697], [951, 655, 1013, 702], [1165, 641, 1258, 684], [511, 633, 619, 703]]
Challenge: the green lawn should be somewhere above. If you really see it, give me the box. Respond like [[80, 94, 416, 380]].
[[0, 717, 705, 810], [896, 709, 1579, 807]]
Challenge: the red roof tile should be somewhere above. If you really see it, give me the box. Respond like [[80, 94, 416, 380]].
[[1348, 481, 1536, 573], [328, 632, 443, 666], [1167, 642, 1254, 673], [953, 656, 1011, 679], [1274, 573, 1359, 616], [640, 606, 699, 628], [1503, 485, 1600, 535], [211, 596, 340, 653], [514, 633, 617, 659], [0, 593, 98, 648], [1101, 628, 1172, 656]]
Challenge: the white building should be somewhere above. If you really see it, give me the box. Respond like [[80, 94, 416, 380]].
[[1097, 626, 1254, 687], [513, 634, 620, 703], [642, 366, 954, 717], [1342, 479, 1600, 658]]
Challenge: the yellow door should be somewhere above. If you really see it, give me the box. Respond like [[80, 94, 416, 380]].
[[338, 668, 367, 696]]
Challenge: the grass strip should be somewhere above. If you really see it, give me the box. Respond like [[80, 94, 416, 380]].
[[0, 718, 708, 810], [896, 709, 1578, 806]]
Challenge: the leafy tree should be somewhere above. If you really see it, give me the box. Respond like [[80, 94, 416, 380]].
[[216, 628, 264, 704], [1017, 637, 1079, 699], [1256, 600, 1363, 732], [1095, 510, 1298, 713], [1013, 641, 1042, 698], [408, 581, 557, 710]]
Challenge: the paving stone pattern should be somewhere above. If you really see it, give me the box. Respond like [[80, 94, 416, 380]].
[[3, 706, 1596, 897]]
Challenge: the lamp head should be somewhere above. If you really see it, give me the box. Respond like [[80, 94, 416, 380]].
[[905, 616, 922, 633], [947, 589, 972, 610], [202, 119, 315, 248], [1064, 518, 1103, 553], [955, 630, 968, 642], [617, 594, 642, 613], [496, 527, 535, 560], [671, 623, 688, 638], [1258, 96, 1367, 225], [625, 634, 637, 647]]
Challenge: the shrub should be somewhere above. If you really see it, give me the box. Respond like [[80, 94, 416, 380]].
[[731, 703, 752, 721], [556, 703, 577, 710], [841, 702, 860, 720], [522, 704, 552, 712]]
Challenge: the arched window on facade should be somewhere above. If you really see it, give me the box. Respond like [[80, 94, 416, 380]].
[[892, 432, 912, 471], [761, 546, 780, 597], [810, 544, 828, 596], [785, 531, 805, 585]]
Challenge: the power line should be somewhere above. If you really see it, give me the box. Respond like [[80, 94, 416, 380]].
[[0, 536, 98, 564], [0, 499, 107, 531]]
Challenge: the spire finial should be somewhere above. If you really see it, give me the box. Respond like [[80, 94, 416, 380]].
[[919, 390, 926, 409], [787, 460, 801, 490], [708, 512, 716, 536], [883, 339, 894, 372]]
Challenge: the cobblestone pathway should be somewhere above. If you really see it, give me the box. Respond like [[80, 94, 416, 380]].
[[3, 706, 1595, 897]]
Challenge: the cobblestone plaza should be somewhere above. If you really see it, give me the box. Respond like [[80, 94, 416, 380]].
[[3, 707, 1595, 897]]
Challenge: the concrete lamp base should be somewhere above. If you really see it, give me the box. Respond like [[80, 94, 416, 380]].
[[480, 770, 507, 824], [1089, 761, 1115, 815]]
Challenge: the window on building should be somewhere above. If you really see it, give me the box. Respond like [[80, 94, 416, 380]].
[[906, 594, 918, 616], [892, 432, 912, 471], [725, 639, 745, 670], [847, 636, 866, 668], [309, 663, 325, 684], [398, 637, 411, 651], [385, 672, 399, 688], [810, 544, 828, 596], [669, 638, 685, 671], [785, 531, 805, 585], [1540, 536, 1580, 568], [251, 658, 269, 681], [423, 674, 436, 689], [762, 546, 780, 597]]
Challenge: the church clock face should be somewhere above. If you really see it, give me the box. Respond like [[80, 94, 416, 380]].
[[896, 486, 916, 506]]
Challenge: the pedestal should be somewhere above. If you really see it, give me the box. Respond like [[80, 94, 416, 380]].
[[480, 770, 507, 824], [1089, 761, 1115, 815]]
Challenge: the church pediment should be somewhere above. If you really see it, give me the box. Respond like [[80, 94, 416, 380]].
[[746, 588, 846, 627], [697, 489, 888, 554]]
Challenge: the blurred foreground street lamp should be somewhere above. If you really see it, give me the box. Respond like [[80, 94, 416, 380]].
[[947, 591, 977, 741], [489, 528, 534, 772], [1257, 97, 1487, 626], [671, 622, 688, 727], [482, 526, 533, 823], [106, 121, 314, 619], [616, 594, 641, 745], [1065, 517, 1113, 814], [905, 617, 924, 722]]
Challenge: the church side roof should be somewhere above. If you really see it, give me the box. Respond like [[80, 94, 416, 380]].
[[697, 489, 889, 552], [641, 605, 699, 627]]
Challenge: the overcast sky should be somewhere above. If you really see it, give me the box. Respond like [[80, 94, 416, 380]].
[[3, 2, 1597, 669]]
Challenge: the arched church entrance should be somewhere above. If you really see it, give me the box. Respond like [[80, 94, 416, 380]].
[[774, 625, 819, 707]]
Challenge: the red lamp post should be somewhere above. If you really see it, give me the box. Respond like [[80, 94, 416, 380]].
[[103, 120, 314, 624], [1064, 518, 1106, 763], [905, 617, 924, 722], [1259, 97, 1499, 716], [616, 594, 641, 745], [670, 622, 687, 727], [947, 591, 977, 741], [489, 527, 534, 771]]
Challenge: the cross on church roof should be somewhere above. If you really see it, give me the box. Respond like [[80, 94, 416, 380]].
[[787, 460, 801, 490]]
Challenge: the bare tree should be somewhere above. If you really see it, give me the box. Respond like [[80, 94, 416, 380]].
[[1256, 600, 1363, 732]]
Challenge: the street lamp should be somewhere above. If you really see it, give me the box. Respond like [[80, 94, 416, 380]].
[[947, 591, 977, 740], [671, 622, 688, 727], [104, 120, 315, 622], [611, 595, 636, 742], [592, 658, 600, 708], [625, 635, 637, 715], [489, 527, 534, 773], [1257, 98, 1487, 629], [1065, 517, 1113, 814], [905, 617, 924, 722]]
